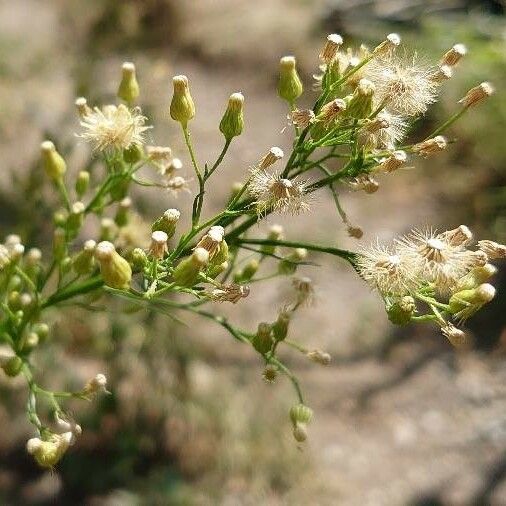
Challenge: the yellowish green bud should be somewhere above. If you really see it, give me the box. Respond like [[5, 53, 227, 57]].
[[75, 171, 90, 198], [67, 202, 85, 238], [289, 403, 313, 442], [234, 258, 259, 283], [53, 228, 67, 261], [94, 241, 132, 290], [170, 75, 195, 126], [72, 239, 96, 275], [100, 218, 117, 242], [152, 208, 181, 238], [272, 309, 291, 342], [260, 225, 283, 256], [345, 78, 375, 119], [219, 92, 244, 141], [129, 247, 148, 273], [41, 141, 66, 182], [26, 432, 73, 468], [387, 296, 416, 325], [117, 62, 140, 105], [457, 263, 497, 291], [32, 322, 49, 343], [114, 197, 131, 228], [123, 143, 144, 164], [278, 56, 303, 104], [252, 322, 273, 355], [449, 283, 496, 319], [278, 248, 307, 275], [172, 247, 209, 287]]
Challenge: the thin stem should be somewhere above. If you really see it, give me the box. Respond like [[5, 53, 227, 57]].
[[206, 138, 232, 180], [424, 108, 466, 140], [42, 276, 103, 308]]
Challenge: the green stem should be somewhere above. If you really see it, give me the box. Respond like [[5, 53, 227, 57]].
[[41, 276, 103, 308], [424, 108, 466, 140], [206, 138, 232, 180]]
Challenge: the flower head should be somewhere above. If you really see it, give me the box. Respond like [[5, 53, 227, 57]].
[[365, 52, 437, 116], [79, 104, 151, 151], [249, 169, 310, 216]]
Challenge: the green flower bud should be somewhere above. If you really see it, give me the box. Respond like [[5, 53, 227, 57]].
[[53, 209, 68, 228], [1, 355, 23, 377], [100, 218, 117, 242], [172, 248, 209, 287], [109, 178, 130, 202], [23, 332, 39, 352], [117, 62, 140, 105], [60, 256, 72, 274], [53, 228, 67, 262], [252, 322, 273, 355], [234, 259, 259, 283], [151, 208, 181, 238], [345, 78, 375, 119], [72, 240, 96, 275], [94, 241, 132, 290], [260, 224, 283, 256], [170, 75, 195, 126], [114, 197, 132, 228], [75, 171, 90, 198], [123, 143, 144, 164], [449, 283, 496, 319], [7, 291, 21, 311], [41, 141, 66, 182], [207, 261, 228, 279], [278, 56, 303, 104], [219, 92, 244, 141], [272, 309, 291, 342], [278, 248, 307, 275], [129, 247, 148, 273], [210, 239, 229, 268], [32, 323, 49, 343], [67, 202, 85, 239], [457, 264, 497, 291], [289, 403, 313, 442], [387, 296, 416, 325]]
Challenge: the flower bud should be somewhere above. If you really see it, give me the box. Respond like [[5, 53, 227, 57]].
[[219, 92, 244, 141], [345, 79, 375, 119], [75, 171, 90, 198], [387, 296, 416, 325], [94, 241, 132, 289], [100, 218, 117, 242], [440, 43, 467, 67], [72, 239, 96, 275], [278, 56, 303, 104], [278, 248, 307, 275], [170, 75, 195, 126], [114, 197, 132, 228], [1, 355, 22, 377], [449, 283, 496, 319], [83, 373, 108, 395], [172, 247, 209, 287], [41, 141, 66, 182], [26, 432, 73, 468], [67, 202, 85, 238], [307, 350, 331, 366], [123, 143, 144, 164], [260, 224, 284, 256], [195, 226, 225, 260], [412, 136, 447, 157], [252, 322, 273, 355], [152, 208, 181, 238], [129, 247, 148, 272], [53, 228, 67, 262], [459, 82, 494, 108], [32, 322, 49, 343], [478, 240, 506, 259], [234, 258, 259, 283], [149, 230, 169, 259], [117, 62, 140, 105], [272, 308, 291, 342], [441, 323, 466, 347], [319, 33, 343, 64], [289, 403, 313, 442], [75, 97, 91, 118]]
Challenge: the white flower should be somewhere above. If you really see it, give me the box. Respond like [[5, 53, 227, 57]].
[[78, 104, 151, 151], [357, 242, 418, 296], [395, 228, 486, 292], [249, 169, 310, 216], [365, 52, 437, 116], [371, 110, 408, 149]]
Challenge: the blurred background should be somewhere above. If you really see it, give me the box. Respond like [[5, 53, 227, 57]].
[[0, 0, 505, 504]]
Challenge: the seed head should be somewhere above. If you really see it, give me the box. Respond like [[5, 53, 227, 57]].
[[412, 136, 447, 157], [459, 82, 494, 108], [440, 43, 467, 67], [478, 240, 506, 259]]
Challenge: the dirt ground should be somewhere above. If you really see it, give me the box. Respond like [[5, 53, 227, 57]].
[[1, 1, 505, 504]]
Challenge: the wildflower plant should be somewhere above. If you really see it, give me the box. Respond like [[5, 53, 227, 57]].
[[0, 34, 503, 467]]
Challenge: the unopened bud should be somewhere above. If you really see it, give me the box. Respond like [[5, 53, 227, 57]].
[[1, 355, 22, 377], [149, 230, 168, 259], [260, 224, 284, 256], [219, 92, 244, 141], [441, 324, 466, 347], [307, 349, 331, 365], [83, 373, 108, 395], [117, 62, 140, 105], [459, 82, 494, 108], [94, 241, 132, 289], [41, 141, 66, 182], [72, 239, 96, 275], [345, 79, 375, 119], [440, 43, 467, 67], [172, 247, 209, 287], [152, 208, 181, 238], [75, 97, 91, 118], [272, 308, 291, 342], [170, 75, 195, 126], [278, 248, 307, 275], [75, 171, 90, 198], [278, 56, 303, 104], [252, 322, 273, 354], [319, 33, 343, 64]]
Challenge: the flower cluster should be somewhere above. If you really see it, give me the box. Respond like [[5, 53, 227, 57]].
[[358, 227, 504, 344], [0, 35, 501, 467]]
